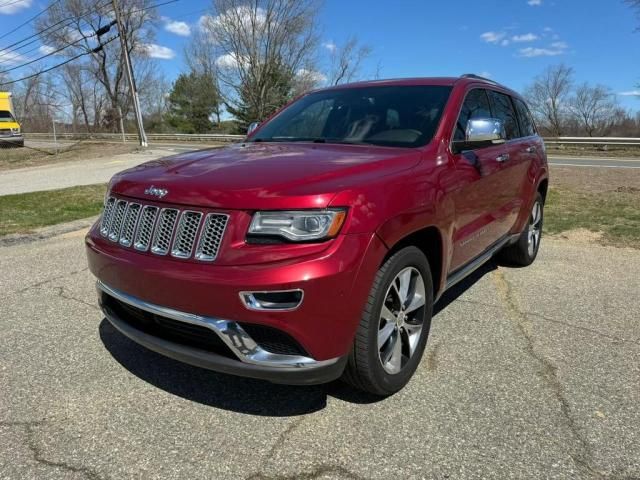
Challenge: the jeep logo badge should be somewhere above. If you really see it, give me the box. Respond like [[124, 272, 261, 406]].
[[144, 185, 168, 198]]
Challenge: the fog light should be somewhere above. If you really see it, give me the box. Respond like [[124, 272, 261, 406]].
[[240, 290, 304, 311]]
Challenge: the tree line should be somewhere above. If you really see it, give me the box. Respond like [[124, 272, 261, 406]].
[[1, 0, 638, 137], [524, 64, 639, 138]]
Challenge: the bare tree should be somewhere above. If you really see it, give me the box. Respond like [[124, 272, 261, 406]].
[[524, 64, 573, 137], [569, 83, 619, 137], [327, 37, 372, 86], [198, 0, 320, 128], [36, 0, 159, 131]]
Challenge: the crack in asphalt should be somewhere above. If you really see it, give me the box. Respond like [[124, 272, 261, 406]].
[[492, 269, 606, 480], [12, 267, 89, 295], [456, 298, 637, 347], [0, 420, 106, 480], [245, 417, 367, 480], [246, 465, 367, 480], [425, 340, 441, 372], [53, 285, 101, 312]]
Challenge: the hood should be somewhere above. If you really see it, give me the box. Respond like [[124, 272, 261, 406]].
[[110, 142, 422, 210]]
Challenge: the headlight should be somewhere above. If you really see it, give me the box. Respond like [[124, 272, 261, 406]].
[[248, 209, 347, 242], [11, 127, 20, 135]]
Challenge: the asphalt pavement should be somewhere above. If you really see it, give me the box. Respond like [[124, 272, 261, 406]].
[[1, 227, 638, 479]]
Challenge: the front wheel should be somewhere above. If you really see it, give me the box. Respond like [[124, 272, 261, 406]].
[[342, 246, 434, 396], [497, 192, 544, 266]]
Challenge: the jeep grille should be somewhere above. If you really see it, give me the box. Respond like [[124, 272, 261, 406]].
[[99, 196, 228, 262]]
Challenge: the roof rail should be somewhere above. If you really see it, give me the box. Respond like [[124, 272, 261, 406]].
[[460, 74, 499, 85]]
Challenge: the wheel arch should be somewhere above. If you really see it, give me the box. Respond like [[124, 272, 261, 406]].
[[380, 226, 446, 298]]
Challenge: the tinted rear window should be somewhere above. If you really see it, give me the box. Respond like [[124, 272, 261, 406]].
[[252, 85, 453, 148], [487, 90, 520, 140], [514, 98, 536, 137]]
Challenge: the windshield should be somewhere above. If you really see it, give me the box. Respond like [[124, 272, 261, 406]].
[[0, 111, 15, 123], [251, 85, 452, 148]]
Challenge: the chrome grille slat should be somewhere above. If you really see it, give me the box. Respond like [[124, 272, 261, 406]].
[[151, 208, 179, 255], [99, 197, 227, 262], [171, 211, 203, 259], [134, 206, 159, 251], [108, 200, 128, 242], [100, 197, 116, 236], [195, 213, 229, 261], [119, 203, 141, 247]]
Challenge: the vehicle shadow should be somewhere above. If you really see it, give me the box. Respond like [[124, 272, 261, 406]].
[[99, 320, 381, 417], [98, 260, 497, 417], [433, 259, 498, 316]]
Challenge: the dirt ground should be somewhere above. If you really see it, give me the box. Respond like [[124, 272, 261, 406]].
[[550, 165, 640, 192], [0, 142, 140, 171]]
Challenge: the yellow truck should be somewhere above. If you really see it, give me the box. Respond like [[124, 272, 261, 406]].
[[0, 92, 24, 148]]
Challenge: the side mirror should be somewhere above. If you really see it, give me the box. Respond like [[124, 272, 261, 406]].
[[247, 121, 260, 135], [466, 118, 506, 144]]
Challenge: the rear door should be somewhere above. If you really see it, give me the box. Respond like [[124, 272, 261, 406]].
[[486, 90, 532, 233], [449, 88, 513, 271]]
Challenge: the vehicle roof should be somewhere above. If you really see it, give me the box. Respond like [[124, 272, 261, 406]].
[[315, 76, 521, 98]]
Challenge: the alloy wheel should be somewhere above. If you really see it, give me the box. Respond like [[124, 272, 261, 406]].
[[377, 267, 426, 374], [528, 201, 542, 257]]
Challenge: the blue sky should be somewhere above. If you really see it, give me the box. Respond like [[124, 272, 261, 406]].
[[1, 0, 640, 111]]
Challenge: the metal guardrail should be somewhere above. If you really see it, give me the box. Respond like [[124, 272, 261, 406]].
[[544, 137, 640, 146], [22, 133, 640, 146], [24, 132, 245, 143]]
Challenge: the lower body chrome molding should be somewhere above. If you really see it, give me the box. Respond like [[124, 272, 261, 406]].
[[97, 281, 347, 384]]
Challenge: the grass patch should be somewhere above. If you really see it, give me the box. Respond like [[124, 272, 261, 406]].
[[544, 186, 640, 248], [0, 142, 138, 171], [546, 145, 640, 158], [0, 183, 106, 236]]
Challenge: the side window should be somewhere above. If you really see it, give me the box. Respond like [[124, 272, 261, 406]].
[[487, 90, 520, 140], [453, 89, 492, 141], [514, 98, 536, 137]]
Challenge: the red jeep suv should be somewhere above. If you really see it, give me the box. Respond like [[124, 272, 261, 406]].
[[87, 75, 548, 395]]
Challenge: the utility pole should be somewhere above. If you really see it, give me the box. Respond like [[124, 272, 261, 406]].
[[112, 0, 148, 147]]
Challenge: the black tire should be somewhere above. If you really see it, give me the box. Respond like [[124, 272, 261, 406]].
[[342, 246, 434, 396], [497, 192, 544, 267]]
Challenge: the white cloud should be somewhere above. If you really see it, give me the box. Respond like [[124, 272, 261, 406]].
[[480, 31, 506, 44], [296, 68, 327, 84], [215, 52, 245, 69], [479, 71, 492, 79], [164, 18, 191, 37], [512, 33, 538, 42], [200, 6, 267, 33], [550, 41, 568, 49], [322, 41, 337, 53], [618, 90, 640, 97], [528, 0, 542, 6], [38, 45, 57, 55], [142, 44, 175, 60], [0, 48, 27, 65], [0, 0, 31, 14], [518, 46, 563, 57]]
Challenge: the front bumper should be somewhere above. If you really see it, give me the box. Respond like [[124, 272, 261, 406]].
[[99, 281, 348, 385], [0, 135, 24, 147], [87, 221, 388, 361]]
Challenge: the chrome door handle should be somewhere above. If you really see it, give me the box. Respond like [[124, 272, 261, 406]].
[[525, 146, 537, 154], [496, 153, 510, 163]]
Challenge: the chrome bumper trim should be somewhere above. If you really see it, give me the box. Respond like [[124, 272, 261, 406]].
[[97, 280, 340, 370]]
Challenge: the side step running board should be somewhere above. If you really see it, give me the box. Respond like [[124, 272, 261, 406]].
[[443, 234, 517, 293]]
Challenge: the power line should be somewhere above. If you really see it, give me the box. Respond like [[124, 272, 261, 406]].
[[0, 0, 113, 55], [0, 0, 62, 42], [0, 34, 119, 87], [0, 21, 116, 75], [0, 0, 31, 10]]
